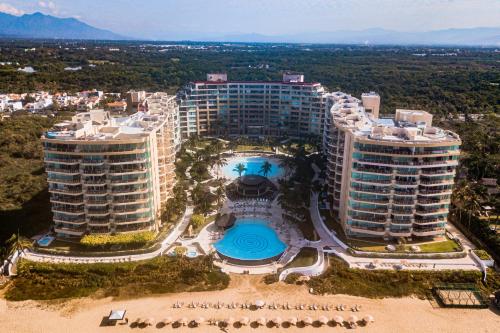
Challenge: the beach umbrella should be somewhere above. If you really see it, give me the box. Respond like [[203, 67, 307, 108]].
[[333, 315, 344, 326], [179, 317, 188, 326], [288, 317, 298, 326], [257, 317, 266, 326], [272, 317, 283, 327], [160, 317, 173, 325], [348, 315, 358, 326], [225, 317, 235, 326], [255, 300, 265, 308], [318, 315, 329, 326], [363, 315, 375, 324], [303, 316, 313, 326], [239, 316, 250, 326], [135, 318, 143, 325], [194, 317, 205, 326]]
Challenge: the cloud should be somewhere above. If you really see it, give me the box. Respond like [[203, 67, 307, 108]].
[[38, 1, 58, 15], [0, 3, 24, 16]]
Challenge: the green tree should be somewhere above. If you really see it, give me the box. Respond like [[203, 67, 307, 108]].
[[233, 163, 247, 178], [259, 161, 273, 178]]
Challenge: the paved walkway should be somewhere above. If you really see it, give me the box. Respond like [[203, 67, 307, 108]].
[[22, 200, 194, 264], [305, 165, 480, 272]]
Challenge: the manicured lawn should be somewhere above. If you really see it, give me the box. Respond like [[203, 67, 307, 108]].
[[285, 247, 318, 269], [418, 240, 461, 253], [6, 256, 229, 301]]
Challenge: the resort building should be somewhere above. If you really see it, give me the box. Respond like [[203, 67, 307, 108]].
[[323, 92, 461, 240], [178, 73, 327, 138], [42, 93, 179, 238]]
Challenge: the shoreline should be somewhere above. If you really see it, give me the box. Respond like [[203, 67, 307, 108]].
[[1, 275, 498, 333]]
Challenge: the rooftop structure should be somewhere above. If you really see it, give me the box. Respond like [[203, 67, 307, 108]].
[[323, 92, 461, 240], [42, 93, 179, 238]]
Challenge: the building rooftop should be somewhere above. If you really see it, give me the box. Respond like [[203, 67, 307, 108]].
[[44, 109, 168, 141], [328, 92, 460, 144]]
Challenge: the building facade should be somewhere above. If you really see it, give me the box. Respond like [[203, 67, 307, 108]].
[[323, 92, 461, 239], [178, 73, 327, 138], [42, 94, 179, 238]]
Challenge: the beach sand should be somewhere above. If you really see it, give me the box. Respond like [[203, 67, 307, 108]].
[[0, 275, 498, 333]]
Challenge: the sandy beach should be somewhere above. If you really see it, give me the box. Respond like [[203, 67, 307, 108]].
[[0, 276, 498, 333]]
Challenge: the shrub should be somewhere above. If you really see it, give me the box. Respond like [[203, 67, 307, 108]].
[[284, 272, 303, 284], [174, 246, 187, 256], [190, 214, 205, 229], [80, 231, 155, 248], [263, 274, 279, 284], [474, 249, 492, 260], [6, 256, 229, 301]]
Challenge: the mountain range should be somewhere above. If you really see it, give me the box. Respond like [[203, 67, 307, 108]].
[[0, 12, 125, 40], [0, 11, 499, 46]]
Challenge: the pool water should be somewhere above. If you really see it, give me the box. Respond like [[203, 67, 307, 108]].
[[214, 218, 287, 261], [222, 156, 284, 179], [37, 235, 54, 247]]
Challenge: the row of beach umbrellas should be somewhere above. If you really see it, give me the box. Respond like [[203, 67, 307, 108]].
[[177, 300, 363, 311], [135, 315, 374, 327]]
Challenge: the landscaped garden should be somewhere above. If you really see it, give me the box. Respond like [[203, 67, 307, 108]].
[[285, 247, 318, 269]]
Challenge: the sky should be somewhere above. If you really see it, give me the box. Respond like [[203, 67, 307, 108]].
[[0, 0, 499, 39]]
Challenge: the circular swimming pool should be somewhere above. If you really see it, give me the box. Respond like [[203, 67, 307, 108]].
[[214, 218, 287, 265], [221, 156, 284, 179]]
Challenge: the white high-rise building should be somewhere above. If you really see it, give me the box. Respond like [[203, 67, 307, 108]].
[[323, 92, 461, 239], [42, 94, 179, 238]]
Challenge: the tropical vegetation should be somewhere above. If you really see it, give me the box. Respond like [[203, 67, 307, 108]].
[[80, 231, 155, 248], [5, 255, 229, 301]]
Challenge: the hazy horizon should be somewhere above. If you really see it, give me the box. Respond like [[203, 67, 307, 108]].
[[0, 0, 499, 40]]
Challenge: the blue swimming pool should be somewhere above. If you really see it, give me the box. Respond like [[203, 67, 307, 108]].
[[214, 218, 287, 263], [222, 156, 284, 179]]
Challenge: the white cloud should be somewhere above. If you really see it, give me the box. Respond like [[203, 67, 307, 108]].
[[38, 1, 58, 15], [0, 3, 24, 16]]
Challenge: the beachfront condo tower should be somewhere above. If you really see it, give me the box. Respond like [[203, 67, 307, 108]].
[[42, 93, 179, 238], [178, 73, 327, 138], [323, 92, 461, 240]]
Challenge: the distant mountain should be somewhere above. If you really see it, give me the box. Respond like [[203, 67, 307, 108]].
[[0, 12, 127, 40], [201, 27, 500, 46]]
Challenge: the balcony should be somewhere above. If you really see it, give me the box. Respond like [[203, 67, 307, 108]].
[[81, 168, 106, 176], [354, 166, 392, 175], [80, 159, 105, 166], [44, 158, 79, 164], [49, 186, 83, 195], [54, 226, 86, 236], [352, 178, 392, 185], [85, 188, 108, 195], [389, 230, 412, 237], [108, 168, 147, 175], [111, 187, 148, 194], [392, 209, 414, 215], [50, 197, 84, 205], [47, 177, 81, 184], [52, 206, 85, 215], [350, 197, 390, 204], [45, 167, 80, 175], [412, 228, 444, 237], [419, 179, 454, 186], [107, 158, 147, 165], [356, 147, 457, 156], [414, 218, 446, 225], [348, 226, 386, 236], [351, 186, 391, 195], [415, 208, 448, 216], [113, 206, 150, 214], [114, 217, 152, 225], [419, 189, 453, 195], [392, 199, 415, 205], [53, 217, 86, 225], [350, 206, 389, 215]]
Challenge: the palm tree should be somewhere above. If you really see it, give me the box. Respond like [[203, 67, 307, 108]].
[[259, 161, 273, 178], [215, 183, 225, 208], [6, 231, 33, 257], [233, 163, 247, 179]]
